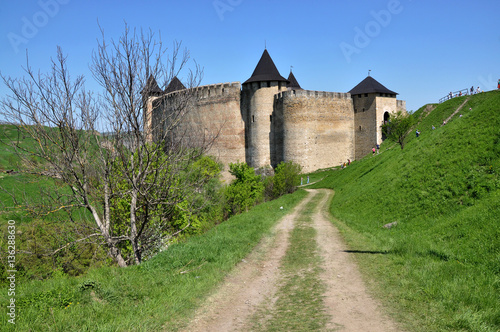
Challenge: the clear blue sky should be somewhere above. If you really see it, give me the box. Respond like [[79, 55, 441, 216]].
[[1, 0, 499, 114]]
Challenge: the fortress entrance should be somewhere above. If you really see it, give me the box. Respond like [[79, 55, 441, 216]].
[[382, 111, 390, 140]]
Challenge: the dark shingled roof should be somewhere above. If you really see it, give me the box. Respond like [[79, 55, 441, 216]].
[[243, 49, 288, 84], [348, 76, 397, 95], [286, 71, 302, 89], [165, 76, 186, 94], [142, 75, 163, 96]]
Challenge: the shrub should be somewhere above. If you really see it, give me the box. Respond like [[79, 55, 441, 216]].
[[224, 162, 264, 215], [270, 161, 302, 199]]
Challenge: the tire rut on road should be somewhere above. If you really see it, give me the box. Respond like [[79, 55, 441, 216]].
[[181, 189, 402, 331], [180, 190, 318, 332]]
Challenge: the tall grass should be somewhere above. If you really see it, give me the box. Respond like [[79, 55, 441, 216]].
[[311, 90, 500, 331], [0, 189, 307, 331]]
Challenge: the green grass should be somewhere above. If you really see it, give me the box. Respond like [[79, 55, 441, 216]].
[[310, 90, 500, 331], [0, 189, 307, 331], [2, 91, 500, 330], [251, 192, 330, 331]]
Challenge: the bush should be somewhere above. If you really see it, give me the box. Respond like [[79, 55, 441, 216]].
[[224, 162, 264, 215], [270, 161, 302, 199]]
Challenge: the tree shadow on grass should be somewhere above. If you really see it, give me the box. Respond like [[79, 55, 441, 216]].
[[342, 250, 388, 255]]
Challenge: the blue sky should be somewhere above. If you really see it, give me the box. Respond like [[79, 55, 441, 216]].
[[1, 0, 499, 114]]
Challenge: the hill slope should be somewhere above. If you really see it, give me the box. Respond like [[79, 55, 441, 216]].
[[312, 90, 500, 331]]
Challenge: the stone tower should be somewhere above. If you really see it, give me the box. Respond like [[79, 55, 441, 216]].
[[241, 49, 288, 168], [142, 75, 165, 142], [349, 75, 400, 159], [145, 51, 406, 177]]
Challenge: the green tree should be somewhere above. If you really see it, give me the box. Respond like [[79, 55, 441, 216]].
[[381, 111, 414, 149], [224, 162, 264, 215], [0, 25, 216, 267], [271, 161, 302, 199]]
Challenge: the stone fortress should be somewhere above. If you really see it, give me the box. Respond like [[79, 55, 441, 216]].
[[143, 49, 406, 177]]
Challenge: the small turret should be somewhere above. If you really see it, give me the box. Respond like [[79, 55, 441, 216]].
[[286, 70, 302, 90], [165, 76, 186, 94], [142, 75, 164, 97]]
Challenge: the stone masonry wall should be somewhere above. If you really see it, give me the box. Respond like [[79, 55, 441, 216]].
[[375, 96, 398, 145], [153, 82, 245, 182], [274, 90, 355, 173], [397, 99, 406, 113], [353, 93, 377, 159], [241, 81, 287, 168]]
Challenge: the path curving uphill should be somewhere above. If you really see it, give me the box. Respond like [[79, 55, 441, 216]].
[[180, 189, 402, 331]]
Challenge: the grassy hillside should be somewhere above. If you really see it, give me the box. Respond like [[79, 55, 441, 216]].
[[311, 90, 500, 331], [1, 92, 499, 330]]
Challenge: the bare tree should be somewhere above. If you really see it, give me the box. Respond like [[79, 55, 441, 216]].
[[0, 25, 218, 267]]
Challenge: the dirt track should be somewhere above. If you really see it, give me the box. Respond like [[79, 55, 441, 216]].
[[181, 189, 401, 331]]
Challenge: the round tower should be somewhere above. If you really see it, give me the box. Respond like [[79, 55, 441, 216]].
[[241, 49, 288, 168]]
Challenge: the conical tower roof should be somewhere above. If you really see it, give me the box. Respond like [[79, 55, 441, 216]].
[[142, 74, 164, 96], [348, 76, 397, 95], [165, 76, 186, 94], [286, 71, 302, 89], [243, 49, 288, 84]]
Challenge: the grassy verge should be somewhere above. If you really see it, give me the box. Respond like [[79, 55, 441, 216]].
[[310, 91, 500, 331], [251, 192, 330, 331], [0, 189, 307, 331]]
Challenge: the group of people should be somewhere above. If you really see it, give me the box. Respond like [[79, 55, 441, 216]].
[[447, 86, 483, 101], [470, 86, 482, 95], [340, 159, 351, 169], [300, 176, 310, 185]]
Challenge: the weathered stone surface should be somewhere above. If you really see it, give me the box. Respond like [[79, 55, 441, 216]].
[[274, 90, 354, 172], [146, 80, 405, 178]]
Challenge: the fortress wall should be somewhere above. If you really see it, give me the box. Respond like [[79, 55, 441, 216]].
[[397, 99, 407, 113], [242, 81, 287, 168], [353, 94, 377, 159], [276, 91, 355, 173], [275, 89, 351, 100], [375, 96, 398, 145], [154, 82, 245, 182]]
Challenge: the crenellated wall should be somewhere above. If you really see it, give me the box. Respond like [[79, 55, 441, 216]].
[[149, 79, 405, 177], [273, 90, 355, 172], [397, 99, 406, 113], [152, 82, 245, 182]]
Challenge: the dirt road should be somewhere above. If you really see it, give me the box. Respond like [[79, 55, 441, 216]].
[[182, 189, 401, 331]]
